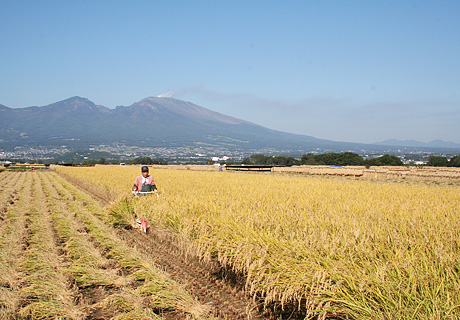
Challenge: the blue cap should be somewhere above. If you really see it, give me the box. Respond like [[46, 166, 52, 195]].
[[141, 166, 149, 172]]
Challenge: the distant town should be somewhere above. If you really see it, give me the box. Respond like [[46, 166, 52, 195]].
[[1, 143, 459, 167]]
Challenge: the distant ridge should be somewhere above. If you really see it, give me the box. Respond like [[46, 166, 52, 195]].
[[1, 96, 459, 154], [374, 139, 460, 149], [0, 96, 351, 152]]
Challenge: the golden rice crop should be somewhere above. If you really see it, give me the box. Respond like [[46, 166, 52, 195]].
[[48, 171, 208, 318], [55, 165, 460, 319], [0, 169, 211, 319]]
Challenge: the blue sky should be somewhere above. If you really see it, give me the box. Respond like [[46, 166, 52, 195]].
[[1, 1, 459, 143]]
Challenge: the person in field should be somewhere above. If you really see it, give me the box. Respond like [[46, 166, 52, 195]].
[[133, 166, 157, 193]]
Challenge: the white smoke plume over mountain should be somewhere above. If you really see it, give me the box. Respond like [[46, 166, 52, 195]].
[[157, 90, 175, 98]]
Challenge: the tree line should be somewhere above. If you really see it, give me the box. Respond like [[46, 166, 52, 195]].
[[427, 156, 460, 167], [128, 157, 168, 165], [241, 152, 405, 166], [240, 153, 460, 167], [81, 156, 168, 165]]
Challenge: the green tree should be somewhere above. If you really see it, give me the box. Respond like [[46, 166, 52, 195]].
[[251, 154, 269, 165], [427, 156, 449, 167], [129, 157, 154, 165], [366, 154, 404, 166], [240, 154, 298, 166], [285, 156, 299, 166], [241, 157, 252, 165], [300, 153, 316, 165], [129, 157, 168, 165], [315, 152, 364, 166], [449, 156, 460, 167]]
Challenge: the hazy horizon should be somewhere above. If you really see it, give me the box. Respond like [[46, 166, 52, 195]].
[[1, 1, 459, 144]]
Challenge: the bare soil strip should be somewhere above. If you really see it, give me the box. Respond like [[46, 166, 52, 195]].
[[117, 228, 266, 319], [55, 170, 270, 319]]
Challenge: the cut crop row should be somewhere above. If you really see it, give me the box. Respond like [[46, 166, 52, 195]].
[[0, 171, 25, 216], [39, 171, 166, 319], [38, 172, 134, 296], [0, 172, 31, 318], [19, 173, 82, 319], [44, 171, 209, 319]]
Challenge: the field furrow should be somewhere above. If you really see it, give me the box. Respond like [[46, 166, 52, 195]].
[[0, 172, 31, 319], [18, 172, 83, 319], [38, 171, 142, 319], [53, 169, 267, 319], [0, 171, 26, 219], [43, 171, 209, 319]]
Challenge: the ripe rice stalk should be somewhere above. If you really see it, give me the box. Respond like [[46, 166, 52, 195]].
[[39, 172, 131, 289], [0, 172, 32, 317], [19, 173, 82, 319], [47, 171, 209, 318], [55, 166, 460, 319]]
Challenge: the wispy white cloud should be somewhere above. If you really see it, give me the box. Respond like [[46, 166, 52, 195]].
[[175, 85, 349, 114], [174, 85, 460, 144], [157, 90, 175, 98]]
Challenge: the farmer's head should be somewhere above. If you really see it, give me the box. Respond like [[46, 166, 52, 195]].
[[141, 166, 149, 177]]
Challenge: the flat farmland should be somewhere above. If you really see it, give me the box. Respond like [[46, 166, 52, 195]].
[[52, 165, 460, 320], [0, 170, 231, 319], [1, 166, 460, 319]]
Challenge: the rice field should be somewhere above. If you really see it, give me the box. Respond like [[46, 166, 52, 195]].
[[0, 170, 209, 319], [53, 165, 460, 320]]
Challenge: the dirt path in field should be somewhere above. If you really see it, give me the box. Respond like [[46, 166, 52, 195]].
[[56, 172, 271, 319], [117, 228, 268, 319]]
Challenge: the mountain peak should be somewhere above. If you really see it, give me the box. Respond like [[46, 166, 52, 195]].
[[137, 96, 168, 104], [138, 96, 177, 103], [68, 95, 87, 100], [51, 96, 94, 106], [60, 96, 93, 104], [40, 96, 110, 115], [131, 97, 247, 125], [6, 95, 456, 154]]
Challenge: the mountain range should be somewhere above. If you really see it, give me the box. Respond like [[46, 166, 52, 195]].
[[0, 96, 356, 152], [0, 96, 458, 154]]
